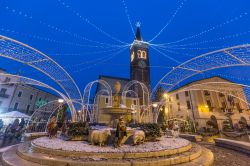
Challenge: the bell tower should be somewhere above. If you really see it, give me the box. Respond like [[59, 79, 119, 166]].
[[130, 23, 150, 103]]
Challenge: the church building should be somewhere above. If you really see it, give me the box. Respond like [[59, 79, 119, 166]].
[[95, 24, 151, 125]]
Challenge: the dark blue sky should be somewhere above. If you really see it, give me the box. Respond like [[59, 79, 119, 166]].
[[1, 0, 250, 94]]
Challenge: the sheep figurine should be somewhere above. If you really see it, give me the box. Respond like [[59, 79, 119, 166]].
[[88, 129, 111, 146], [133, 130, 145, 145]]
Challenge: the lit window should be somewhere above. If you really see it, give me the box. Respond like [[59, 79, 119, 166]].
[[131, 51, 135, 62], [137, 50, 142, 58]]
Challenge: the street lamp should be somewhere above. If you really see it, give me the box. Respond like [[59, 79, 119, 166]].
[[153, 103, 158, 108], [58, 99, 64, 103], [163, 93, 169, 99], [152, 103, 158, 123]]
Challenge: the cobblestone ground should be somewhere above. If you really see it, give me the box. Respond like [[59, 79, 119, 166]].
[[200, 143, 250, 166]]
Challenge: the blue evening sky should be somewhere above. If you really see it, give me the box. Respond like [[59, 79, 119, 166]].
[[1, 0, 250, 95]]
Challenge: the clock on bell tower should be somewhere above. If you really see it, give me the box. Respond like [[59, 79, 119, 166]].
[[130, 23, 150, 102]]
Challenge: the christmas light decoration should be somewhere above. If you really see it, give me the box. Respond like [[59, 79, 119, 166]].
[[0, 35, 83, 118], [57, 0, 128, 45], [121, 0, 135, 36], [149, 0, 187, 42], [152, 44, 250, 97]]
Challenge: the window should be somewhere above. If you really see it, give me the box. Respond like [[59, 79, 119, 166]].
[[39, 97, 42, 101], [105, 97, 109, 104], [0, 88, 7, 94], [186, 101, 191, 109], [137, 50, 147, 59], [14, 103, 19, 110], [30, 95, 33, 100], [236, 103, 241, 110], [236, 103, 243, 113], [176, 94, 179, 100], [26, 105, 30, 113], [133, 99, 137, 105], [17, 91, 22, 97], [0, 88, 9, 98], [177, 103, 181, 111], [185, 91, 189, 97], [204, 90, 210, 96], [206, 100, 212, 108]]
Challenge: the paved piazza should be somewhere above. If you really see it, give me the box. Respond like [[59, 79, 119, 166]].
[[201, 143, 250, 166]]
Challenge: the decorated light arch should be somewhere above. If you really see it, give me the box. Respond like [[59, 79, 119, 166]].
[[153, 44, 250, 95], [0, 35, 83, 119], [83, 79, 112, 122], [122, 80, 151, 122]]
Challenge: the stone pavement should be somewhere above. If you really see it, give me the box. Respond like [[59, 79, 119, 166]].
[[200, 143, 250, 166]]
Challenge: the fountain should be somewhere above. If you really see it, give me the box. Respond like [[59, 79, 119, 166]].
[[102, 81, 133, 127]]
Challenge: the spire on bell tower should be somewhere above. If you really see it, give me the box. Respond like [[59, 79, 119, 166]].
[[134, 22, 142, 41]]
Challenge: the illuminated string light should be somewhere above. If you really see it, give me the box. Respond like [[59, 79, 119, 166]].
[[150, 45, 181, 64], [57, 0, 128, 45], [166, 30, 250, 48], [0, 27, 123, 49], [156, 12, 248, 45], [121, 0, 135, 36], [149, 0, 187, 42], [65, 46, 128, 68], [72, 47, 128, 73], [48, 47, 128, 57], [152, 44, 250, 95], [4, 6, 123, 48], [153, 46, 195, 57]]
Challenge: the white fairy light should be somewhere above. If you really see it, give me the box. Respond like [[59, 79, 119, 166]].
[[4, 6, 124, 48], [72, 46, 128, 73], [0, 27, 122, 49], [149, 0, 187, 42], [150, 45, 181, 64], [158, 12, 248, 46], [121, 0, 135, 36], [57, 0, 128, 45]]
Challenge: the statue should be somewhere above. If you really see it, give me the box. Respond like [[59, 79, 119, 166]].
[[47, 116, 58, 139], [172, 121, 179, 139], [113, 81, 121, 107], [115, 117, 127, 147]]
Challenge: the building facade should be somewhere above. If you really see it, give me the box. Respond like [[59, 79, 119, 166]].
[[0, 68, 59, 115], [0, 68, 17, 113], [165, 76, 250, 130], [8, 84, 58, 115]]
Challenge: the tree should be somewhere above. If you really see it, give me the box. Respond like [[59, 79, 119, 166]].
[[153, 86, 165, 102]]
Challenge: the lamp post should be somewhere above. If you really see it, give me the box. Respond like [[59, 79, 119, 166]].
[[152, 103, 158, 123]]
